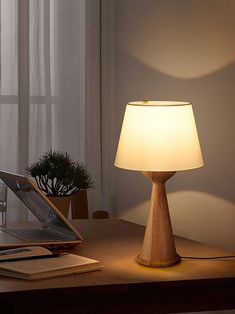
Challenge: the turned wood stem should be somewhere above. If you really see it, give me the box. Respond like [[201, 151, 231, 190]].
[[137, 171, 181, 267]]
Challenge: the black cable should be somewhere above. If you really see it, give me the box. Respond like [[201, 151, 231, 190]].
[[181, 255, 235, 260]]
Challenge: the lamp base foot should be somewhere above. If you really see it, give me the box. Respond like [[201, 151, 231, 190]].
[[136, 254, 181, 268]]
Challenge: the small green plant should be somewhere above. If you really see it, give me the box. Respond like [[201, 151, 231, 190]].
[[26, 150, 93, 196]]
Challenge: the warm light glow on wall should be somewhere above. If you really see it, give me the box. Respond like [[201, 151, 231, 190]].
[[118, 1, 235, 78]]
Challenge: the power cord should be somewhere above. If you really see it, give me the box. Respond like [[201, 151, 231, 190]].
[[181, 255, 235, 260]]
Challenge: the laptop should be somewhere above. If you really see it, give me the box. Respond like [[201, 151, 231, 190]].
[[0, 170, 83, 248]]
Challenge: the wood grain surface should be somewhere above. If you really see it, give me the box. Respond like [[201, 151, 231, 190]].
[[0, 219, 234, 314]]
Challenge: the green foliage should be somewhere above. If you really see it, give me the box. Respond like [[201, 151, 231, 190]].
[[26, 150, 93, 196]]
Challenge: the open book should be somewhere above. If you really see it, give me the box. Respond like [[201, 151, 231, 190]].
[[0, 246, 102, 280]]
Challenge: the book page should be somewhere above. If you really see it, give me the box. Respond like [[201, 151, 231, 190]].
[[0, 254, 100, 276], [0, 246, 52, 261]]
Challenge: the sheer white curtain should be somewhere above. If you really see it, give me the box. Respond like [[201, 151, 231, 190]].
[[0, 0, 102, 221]]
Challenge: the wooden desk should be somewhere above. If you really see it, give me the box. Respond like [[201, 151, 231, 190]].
[[0, 219, 235, 314]]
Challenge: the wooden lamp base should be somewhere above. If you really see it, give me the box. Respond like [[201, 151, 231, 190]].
[[137, 171, 181, 267]]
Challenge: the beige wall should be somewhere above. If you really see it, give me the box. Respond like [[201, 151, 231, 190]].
[[101, 0, 235, 252]]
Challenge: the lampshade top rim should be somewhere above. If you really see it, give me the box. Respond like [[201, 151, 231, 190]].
[[128, 101, 190, 107]]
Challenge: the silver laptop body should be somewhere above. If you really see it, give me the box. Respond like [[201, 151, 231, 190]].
[[0, 170, 83, 248]]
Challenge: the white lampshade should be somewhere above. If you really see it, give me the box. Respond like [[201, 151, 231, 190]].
[[115, 101, 204, 171]]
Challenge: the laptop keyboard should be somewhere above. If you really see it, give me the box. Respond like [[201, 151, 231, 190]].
[[4, 228, 66, 242]]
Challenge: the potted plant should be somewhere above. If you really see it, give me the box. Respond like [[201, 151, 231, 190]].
[[26, 150, 93, 218]]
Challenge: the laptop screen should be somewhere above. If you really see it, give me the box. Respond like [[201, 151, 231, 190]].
[[0, 171, 77, 237]]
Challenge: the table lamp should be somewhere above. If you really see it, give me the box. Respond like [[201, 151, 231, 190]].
[[115, 101, 204, 267]]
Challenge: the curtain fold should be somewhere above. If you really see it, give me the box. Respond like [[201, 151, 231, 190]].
[[0, 0, 102, 221]]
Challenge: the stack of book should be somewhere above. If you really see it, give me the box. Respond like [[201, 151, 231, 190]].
[[0, 246, 102, 280]]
